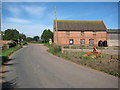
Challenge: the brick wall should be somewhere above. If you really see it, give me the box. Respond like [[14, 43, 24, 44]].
[[54, 31, 107, 46], [0, 40, 12, 46]]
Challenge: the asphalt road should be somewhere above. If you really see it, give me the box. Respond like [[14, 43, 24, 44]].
[[3, 44, 118, 88]]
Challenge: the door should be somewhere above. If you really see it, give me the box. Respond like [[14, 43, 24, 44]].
[[80, 39, 85, 46], [89, 39, 94, 46]]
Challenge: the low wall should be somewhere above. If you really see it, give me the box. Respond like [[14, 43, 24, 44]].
[[0, 40, 12, 46]]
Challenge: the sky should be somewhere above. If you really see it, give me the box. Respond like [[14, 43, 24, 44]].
[[2, 2, 118, 37], [2, 0, 120, 2]]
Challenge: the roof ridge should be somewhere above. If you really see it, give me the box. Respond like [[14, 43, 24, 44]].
[[55, 20, 103, 22]]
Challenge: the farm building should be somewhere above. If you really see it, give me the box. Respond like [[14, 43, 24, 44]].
[[107, 29, 119, 47], [54, 20, 107, 46]]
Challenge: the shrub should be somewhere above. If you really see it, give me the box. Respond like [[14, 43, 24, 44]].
[[49, 44, 61, 54], [8, 42, 17, 48], [22, 41, 28, 45], [63, 46, 69, 48]]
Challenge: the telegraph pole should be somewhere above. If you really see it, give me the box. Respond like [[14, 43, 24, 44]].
[[54, 6, 58, 45]]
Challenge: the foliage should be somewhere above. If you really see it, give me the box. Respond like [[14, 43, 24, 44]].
[[26, 37, 33, 42], [8, 42, 17, 48], [0, 45, 22, 66], [2, 45, 21, 57], [19, 33, 26, 41], [49, 44, 61, 54], [41, 29, 53, 43], [33, 36, 39, 41], [45, 44, 120, 77], [22, 41, 28, 45], [3, 29, 20, 40]]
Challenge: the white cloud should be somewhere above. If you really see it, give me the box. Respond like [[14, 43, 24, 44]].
[[21, 5, 46, 17], [6, 17, 31, 23], [5, 5, 21, 16], [4, 4, 47, 18], [2, 23, 53, 37]]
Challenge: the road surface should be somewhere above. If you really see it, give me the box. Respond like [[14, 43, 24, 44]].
[[3, 44, 118, 88]]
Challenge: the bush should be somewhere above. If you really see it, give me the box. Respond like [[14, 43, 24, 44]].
[[49, 44, 61, 54], [63, 46, 69, 48], [22, 41, 28, 45], [8, 42, 17, 48]]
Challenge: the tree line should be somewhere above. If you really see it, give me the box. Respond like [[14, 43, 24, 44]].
[[1, 29, 53, 43]]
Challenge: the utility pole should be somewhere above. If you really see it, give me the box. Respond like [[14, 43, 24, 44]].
[[54, 6, 58, 45]]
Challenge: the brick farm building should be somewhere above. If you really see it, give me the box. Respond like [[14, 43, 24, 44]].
[[53, 20, 107, 46]]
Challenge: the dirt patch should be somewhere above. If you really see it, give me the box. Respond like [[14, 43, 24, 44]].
[[63, 51, 120, 77]]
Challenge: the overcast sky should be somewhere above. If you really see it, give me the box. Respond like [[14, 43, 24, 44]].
[[2, 2, 118, 37]]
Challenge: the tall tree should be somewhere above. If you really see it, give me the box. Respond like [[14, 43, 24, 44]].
[[19, 33, 26, 41], [33, 36, 39, 41], [4, 29, 19, 40], [41, 29, 53, 43]]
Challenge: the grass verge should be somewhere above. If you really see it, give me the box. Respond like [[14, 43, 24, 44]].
[[0, 45, 22, 66], [45, 43, 120, 77]]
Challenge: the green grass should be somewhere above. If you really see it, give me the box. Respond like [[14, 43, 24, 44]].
[[45, 44, 120, 77], [2, 45, 21, 57], [0, 45, 22, 66]]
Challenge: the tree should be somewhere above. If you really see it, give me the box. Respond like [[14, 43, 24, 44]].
[[26, 37, 33, 42], [19, 33, 26, 41], [41, 29, 53, 43], [33, 36, 39, 41], [4, 29, 19, 40]]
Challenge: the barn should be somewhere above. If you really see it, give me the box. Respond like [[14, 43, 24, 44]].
[[54, 20, 107, 46]]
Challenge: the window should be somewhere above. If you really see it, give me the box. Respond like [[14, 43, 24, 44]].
[[81, 31, 84, 35], [89, 39, 94, 46], [69, 39, 74, 45], [93, 31, 96, 35], [80, 39, 85, 45], [66, 31, 70, 36]]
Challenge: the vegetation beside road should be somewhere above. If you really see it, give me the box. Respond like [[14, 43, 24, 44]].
[[44, 43, 120, 77], [0, 45, 22, 66], [2, 45, 22, 57]]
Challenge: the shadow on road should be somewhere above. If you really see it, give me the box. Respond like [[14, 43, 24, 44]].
[[0, 70, 10, 74], [0, 57, 18, 89], [3, 63, 14, 66], [2, 78, 18, 89], [2, 56, 16, 65]]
